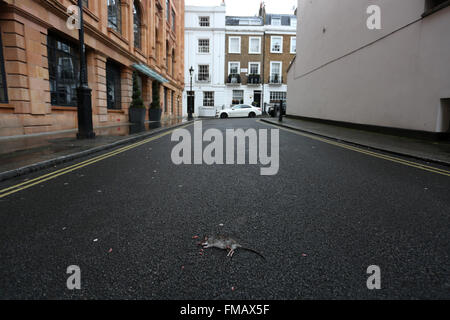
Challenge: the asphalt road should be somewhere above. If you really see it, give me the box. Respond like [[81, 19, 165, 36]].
[[0, 118, 449, 299]]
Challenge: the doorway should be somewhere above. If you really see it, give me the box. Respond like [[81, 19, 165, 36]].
[[254, 90, 262, 108]]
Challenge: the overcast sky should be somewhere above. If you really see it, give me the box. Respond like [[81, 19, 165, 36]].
[[185, 0, 297, 16]]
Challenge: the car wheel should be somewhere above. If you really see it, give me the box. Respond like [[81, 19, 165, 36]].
[[248, 112, 256, 118], [220, 113, 228, 119]]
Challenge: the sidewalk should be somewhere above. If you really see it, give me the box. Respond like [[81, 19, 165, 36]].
[[261, 117, 450, 166], [0, 119, 190, 181]]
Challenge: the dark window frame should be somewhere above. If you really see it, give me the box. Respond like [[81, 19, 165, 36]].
[[47, 33, 81, 107], [108, 0, 122, 33], [133, 0, 142, 49], [0, 29, 8, 103], [106, 60, 122, 110]]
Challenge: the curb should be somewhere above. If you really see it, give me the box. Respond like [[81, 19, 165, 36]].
[[0, 120, 194, 183], [260, 118, 450, 168]]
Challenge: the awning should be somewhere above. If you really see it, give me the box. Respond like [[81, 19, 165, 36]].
[[132, 63, 169, 83]]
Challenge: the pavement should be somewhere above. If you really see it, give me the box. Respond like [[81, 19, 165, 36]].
[[261, 116, 450, 166], [0, 118, 449, 299], [0, 119, 188, 181]]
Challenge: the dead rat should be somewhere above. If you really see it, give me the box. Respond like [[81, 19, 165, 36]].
[[200, 235, 266, 261]]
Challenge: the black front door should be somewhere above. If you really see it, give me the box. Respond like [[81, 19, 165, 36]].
[[254, 90, 262, 108]]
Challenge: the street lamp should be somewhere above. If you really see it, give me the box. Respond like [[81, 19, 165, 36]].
[[76, 0, 95, 139], [187, 66, 194, 120]]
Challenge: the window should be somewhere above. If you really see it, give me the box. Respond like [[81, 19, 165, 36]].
[[106, 60, 122, 110], [291, 17, 297, 28], [290, 37, 296, 54], [108, 0, 122, 33], [270, 62, 282, 83], [198, 39, 210, 53], [172, 49, 175, 76], [164, 87, 168, 112], [249, 37, 261, 54], [229, 37, 241, 54], [171, 90, 174, 113], [199, 16, 210, 27], [249, 63, 260, 75], [232, 90, 244, 105], [198, 65, 210, 82], [271, 36, 283, 53], [133, 1, 142, 49], [47, 34, 80, 107], [0, 30, 7, 103], [203, 92, 214, 107], [229, 62, 240, 75], [270, 92, 286, 103], [272, 17, 281, 26]]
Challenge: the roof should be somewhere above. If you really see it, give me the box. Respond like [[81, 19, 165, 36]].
[[264, 14, 296, 26]]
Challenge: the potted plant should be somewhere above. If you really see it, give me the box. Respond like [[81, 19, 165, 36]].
[[129, 72, 146, 124], [149, 81, 162, 121]]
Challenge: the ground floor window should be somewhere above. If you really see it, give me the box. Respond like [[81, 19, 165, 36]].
[[106, 60, 122, 110], [47, 33, 80, 106], [270, 91, 286, 103], [171, 90, 174, 113], [203, 91, 214, 106], [164, 87, 168, 112], [0, 30, 7, 103], [232, 90, 244, 105]]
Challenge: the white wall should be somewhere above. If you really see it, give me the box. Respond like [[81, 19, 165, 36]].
[[183, 5, 227, 117], [287, 0, 450, 132]]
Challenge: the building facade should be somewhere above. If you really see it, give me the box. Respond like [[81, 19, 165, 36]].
[[287, 0, 450, 134], [0, 0, 185, 137], [183, 4, 226, 117], [224, 16, 265, 110], [224, 9, 296, 111]]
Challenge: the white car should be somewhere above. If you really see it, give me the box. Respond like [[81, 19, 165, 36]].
[[217, 104, 262, 119]]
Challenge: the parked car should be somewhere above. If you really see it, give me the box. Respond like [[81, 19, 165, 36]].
[[268, 101, 286, 117], [216, 104, 262, 119]]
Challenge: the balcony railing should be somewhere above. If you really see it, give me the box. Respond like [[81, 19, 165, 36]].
[[247, 74, 261, 85], [269, 74, 283, 85], [196, 74, 211, 83], [227, 73, 241, 85]]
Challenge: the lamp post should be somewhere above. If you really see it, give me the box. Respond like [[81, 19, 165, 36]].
[[76, 0, 95, 139], [187, 66, 194, 120]]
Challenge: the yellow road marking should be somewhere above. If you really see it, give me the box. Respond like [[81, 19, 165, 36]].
[[0, 123, 194, 199], [259, 120, 450, 177]]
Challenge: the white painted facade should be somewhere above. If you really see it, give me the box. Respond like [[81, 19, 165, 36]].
[[183, 5, 227, 117], [287, 0, 450, 133]]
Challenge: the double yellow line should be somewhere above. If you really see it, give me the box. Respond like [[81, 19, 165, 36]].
[[0, 123, 193, 199], [260, 120, 450, 177]]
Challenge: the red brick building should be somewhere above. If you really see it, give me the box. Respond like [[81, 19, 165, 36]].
[[0, 0, 185, 136]]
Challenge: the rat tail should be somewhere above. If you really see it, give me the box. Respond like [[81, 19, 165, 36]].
[[241, 247, 266, 261]]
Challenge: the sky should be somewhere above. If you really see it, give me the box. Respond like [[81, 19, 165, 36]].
[[185, 0, 297, 16]]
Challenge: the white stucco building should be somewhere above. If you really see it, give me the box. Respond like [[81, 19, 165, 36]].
[[287, 0, 450, 134], [183, 4, 227, 117]]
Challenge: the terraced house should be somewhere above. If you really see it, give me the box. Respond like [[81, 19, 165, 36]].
[[0, 0, 185, 136], [224, 4, 296, 112]]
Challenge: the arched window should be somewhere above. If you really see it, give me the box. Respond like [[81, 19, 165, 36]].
[[108, 0, 122, 33], [133, 0, 142, 49]]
